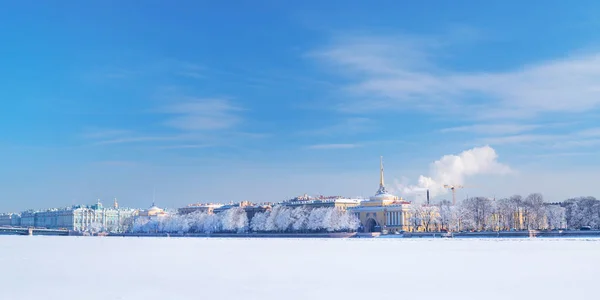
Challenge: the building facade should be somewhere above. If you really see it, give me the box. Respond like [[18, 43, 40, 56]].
[[67, 201, 138, 232], [0, 213, 21, 227], [281, 195, 362, 210], [178, 203, 224, 215], [348, 157, 412, 233], [20, 211, 36, 227], [213, 201, 271, 222], [10, 200, 138, 232]]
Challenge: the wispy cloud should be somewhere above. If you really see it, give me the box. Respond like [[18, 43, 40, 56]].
[[176, 71, 204, 79], [577, 127, 600, 137], [157, 144, 213, 150], [312, 34, 600, 119], [82, 95, 267, 150], [91, 135, 187, 146], [81, 129, 178, 146], [527, 151, 599, 158], [475, 127, 600, 148], [91, 160, 140, 167], [98, 68, 139, 80], [441, 124, 541, 135], [81, 129, 131, 139], [307, 143, 362, 150], [161, 98, 243, 131], [300, 117, 375, 136], [478, 134, 561, 145], [552, 138, 600, 149]]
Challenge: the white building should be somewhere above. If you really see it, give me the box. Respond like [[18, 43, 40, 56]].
[[0, 213, 21, 227], [14, 199, 138, 232], [20, 211, 36, 227], [178, 203, 223, 215], [281, 195, 362, 209]]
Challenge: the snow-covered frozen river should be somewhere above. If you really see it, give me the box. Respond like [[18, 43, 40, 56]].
[[0, 236, 597, 300]]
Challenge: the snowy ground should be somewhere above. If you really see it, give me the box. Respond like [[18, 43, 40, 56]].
[[0, 236, 598, 300]]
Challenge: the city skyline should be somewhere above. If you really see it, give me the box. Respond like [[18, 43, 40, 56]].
[[3, 1, 600, 211]]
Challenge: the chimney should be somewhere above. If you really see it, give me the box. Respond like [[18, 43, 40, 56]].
[[426, 189, 430, 205]]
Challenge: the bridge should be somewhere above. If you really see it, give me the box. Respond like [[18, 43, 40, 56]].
[[0, 226, 70, 236]]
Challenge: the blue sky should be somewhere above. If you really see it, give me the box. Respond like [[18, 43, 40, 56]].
[[2, 1, 600, 211]]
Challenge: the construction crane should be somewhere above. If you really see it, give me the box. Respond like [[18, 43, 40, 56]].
[[443, 184, 464, 206]]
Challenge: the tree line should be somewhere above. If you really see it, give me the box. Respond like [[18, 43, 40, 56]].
[[410, 194, 599, 232], [130, 194, 600, 234], [131, 206, 360, 234]]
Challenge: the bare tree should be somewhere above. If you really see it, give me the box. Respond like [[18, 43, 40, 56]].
[[419, 205, 439, 232], [460, 197, 493, 231], [524, 193, 546, 229], [496, 198, 514, 230]]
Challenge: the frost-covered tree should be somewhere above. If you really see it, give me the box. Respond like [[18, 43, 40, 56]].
[[221, 207, 249, 233], [290, 206, 309, 231], [307, 208, 328, 231], [87, 221, 104, 234], [274, 207, 292, 232], [408, 204, 422, 232], [418, 205, 439, 232], [563, 197, 600, 229], [459, 197, 493, 231], [524, 193, 546, 229], [438, 200, 453, 231], [545, 205, 566, 229], [203, 214, 221, 233], [130, 205, 359, 234], [264, 205, 283, 232], [448, 205, 461, 232], [250, 210, 268, 232], [248, 206, 358, 233], [496, 197, 517, 230]]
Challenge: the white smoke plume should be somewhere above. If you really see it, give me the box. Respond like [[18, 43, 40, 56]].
[[398, 146, 511, 199]]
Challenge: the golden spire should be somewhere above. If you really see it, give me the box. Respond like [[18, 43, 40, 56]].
[[375, 156, 389, 195], [380, 156, 385, 187]]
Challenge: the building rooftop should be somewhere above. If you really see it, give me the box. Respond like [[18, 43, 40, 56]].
[[186, 203, 225, 208]]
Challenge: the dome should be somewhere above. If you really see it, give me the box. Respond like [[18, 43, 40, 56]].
[[370, 192, 399, 201], [143, 205, 165, 216], [148, 206, 162, 212]]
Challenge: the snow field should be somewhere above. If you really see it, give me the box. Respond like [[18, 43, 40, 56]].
[[0, 236, 598, 300]]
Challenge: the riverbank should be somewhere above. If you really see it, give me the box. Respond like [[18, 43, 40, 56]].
[[108, 230, 600, 238], [108, 232, 358, 238], [382, 230, 600, 238]]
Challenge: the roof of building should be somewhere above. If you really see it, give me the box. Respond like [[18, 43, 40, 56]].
[[147, 206, 163, 212]]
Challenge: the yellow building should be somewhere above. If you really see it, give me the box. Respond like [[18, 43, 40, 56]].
[[348, 157, 411, 233]]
